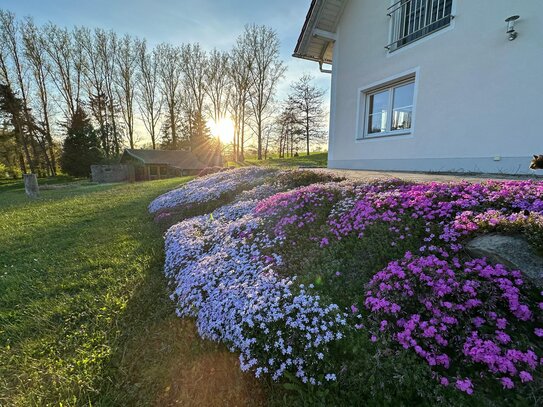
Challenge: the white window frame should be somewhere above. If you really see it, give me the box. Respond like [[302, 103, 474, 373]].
[[356, 70, 419, 141]]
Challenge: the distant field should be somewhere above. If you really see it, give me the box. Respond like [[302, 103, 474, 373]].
[[231, 152, 328, 168], [0, 177, 264, 406]]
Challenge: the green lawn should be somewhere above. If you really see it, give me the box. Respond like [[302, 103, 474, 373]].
[[0, 178, 264, 406], [231, 152, 328, 168]]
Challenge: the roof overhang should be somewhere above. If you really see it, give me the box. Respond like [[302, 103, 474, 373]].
[[293, 0, 348, 73]]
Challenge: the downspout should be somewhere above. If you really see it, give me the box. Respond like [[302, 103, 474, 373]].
[[319, 61, 332, 74]]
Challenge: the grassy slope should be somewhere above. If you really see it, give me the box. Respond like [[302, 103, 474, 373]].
[[0, 179, 263, 406]]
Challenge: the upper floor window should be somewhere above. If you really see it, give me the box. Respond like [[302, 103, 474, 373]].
[[386, 0, 453, 52]]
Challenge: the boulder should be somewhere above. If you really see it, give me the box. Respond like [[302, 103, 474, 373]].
[[466, 234, 543, 288]]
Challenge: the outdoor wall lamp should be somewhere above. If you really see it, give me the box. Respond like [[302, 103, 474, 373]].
[[505, 15, 520, 41]]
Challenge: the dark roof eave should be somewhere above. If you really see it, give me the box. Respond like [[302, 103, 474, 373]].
[[123, 149, 147, 164], [294, 0, 318, 57]]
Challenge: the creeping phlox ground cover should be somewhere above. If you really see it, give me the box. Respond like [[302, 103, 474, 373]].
[[148, 167, 274, 215], [154, 171, 543, 404]]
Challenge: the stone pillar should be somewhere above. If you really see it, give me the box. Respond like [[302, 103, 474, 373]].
[[24, 173, 39, 198]]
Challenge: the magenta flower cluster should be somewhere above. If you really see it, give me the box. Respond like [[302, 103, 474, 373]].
[[364, 252, 542, 394], [255, 183, 344, 240], [253, 178, 543, 394], [327, 180, 543, 246]]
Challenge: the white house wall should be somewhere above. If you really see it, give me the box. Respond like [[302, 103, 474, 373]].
[[328, 0, 543, 174]]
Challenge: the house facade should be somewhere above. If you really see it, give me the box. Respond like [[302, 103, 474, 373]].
[[294, 0, 543, 174]]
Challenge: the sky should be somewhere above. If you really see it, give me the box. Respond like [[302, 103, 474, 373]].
[[2, 0, 331, 145]]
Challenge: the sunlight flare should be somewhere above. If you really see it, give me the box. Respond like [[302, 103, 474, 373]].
[[208, 118, 235, 144]]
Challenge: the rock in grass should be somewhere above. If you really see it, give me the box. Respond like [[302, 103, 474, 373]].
[[466, 234, 543, 288], [23, 173, 39, 198]]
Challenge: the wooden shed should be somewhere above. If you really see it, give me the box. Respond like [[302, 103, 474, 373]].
[[120, 149, 207, 181]]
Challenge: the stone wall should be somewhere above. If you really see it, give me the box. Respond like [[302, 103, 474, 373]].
[[91, 165, 135, 183]]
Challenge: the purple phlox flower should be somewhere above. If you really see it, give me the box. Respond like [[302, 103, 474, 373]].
[[455, 378, 473, 395], [500, 377, 514, 389], [519, 371, 533, 383], [320, 237, 329, 248]]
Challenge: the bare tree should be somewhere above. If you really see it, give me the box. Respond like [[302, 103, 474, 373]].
[[205, 49, 230, 123], [136, 40, 162, 150], [228, 40, 251, 161], [95, 29, 121, 155], [179, 85, 195, 146], [115, 34, 137, 148], [289, 74, 326, 156], [262, 120, 276, 160], [42, 24, 82, 121], [75, 26, 110, 155], [181, 43, 207, 119], [0, 34, 9, 85], [22, 18, 57, 174], [181, 43, 209, 152], [276, 101, 302, 158], [156, 43, 183, 148], [0, 10, 46, 174], [0, 39, 30, 173], [242, 24, 286, 160]]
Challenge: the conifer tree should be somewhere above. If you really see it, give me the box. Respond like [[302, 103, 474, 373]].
[[60, 106, 102, 177]]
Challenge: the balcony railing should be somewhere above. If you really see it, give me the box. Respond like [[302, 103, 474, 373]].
[[386, 0, 454, 51]]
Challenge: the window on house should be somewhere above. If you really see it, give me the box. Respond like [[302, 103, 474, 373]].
[[149, 166, 158, 176], [387, 0, 453, 51], [363, 77, 415, 138], [160, 166, 168, 176]]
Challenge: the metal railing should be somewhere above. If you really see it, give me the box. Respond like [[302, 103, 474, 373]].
[[386, 0, 454, 51]]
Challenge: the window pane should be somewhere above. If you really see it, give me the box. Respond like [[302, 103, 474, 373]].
[[367, 90, 389, 134], [392, 108, 412, 131], [368, 90, 389, 115], [368, 112, 388, 134], [391, 82, 414, 131], [393, 82, 414, 109]]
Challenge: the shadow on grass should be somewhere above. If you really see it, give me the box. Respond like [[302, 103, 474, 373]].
[[92, 218, 266, 407]]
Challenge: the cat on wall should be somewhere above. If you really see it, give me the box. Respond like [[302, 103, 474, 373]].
[[530, 155, 543, 170]]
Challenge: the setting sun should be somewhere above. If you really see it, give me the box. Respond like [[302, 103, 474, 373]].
[[208, 118, 235, 144]]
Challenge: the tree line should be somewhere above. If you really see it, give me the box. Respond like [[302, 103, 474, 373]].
[[0, 9, 327, 178]]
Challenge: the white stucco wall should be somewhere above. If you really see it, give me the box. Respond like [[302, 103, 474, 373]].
[[328, 0, 543, 174]]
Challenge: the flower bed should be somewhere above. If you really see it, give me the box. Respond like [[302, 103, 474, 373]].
[[164, 185, 347, 384], [154, 171, 543, 404]]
